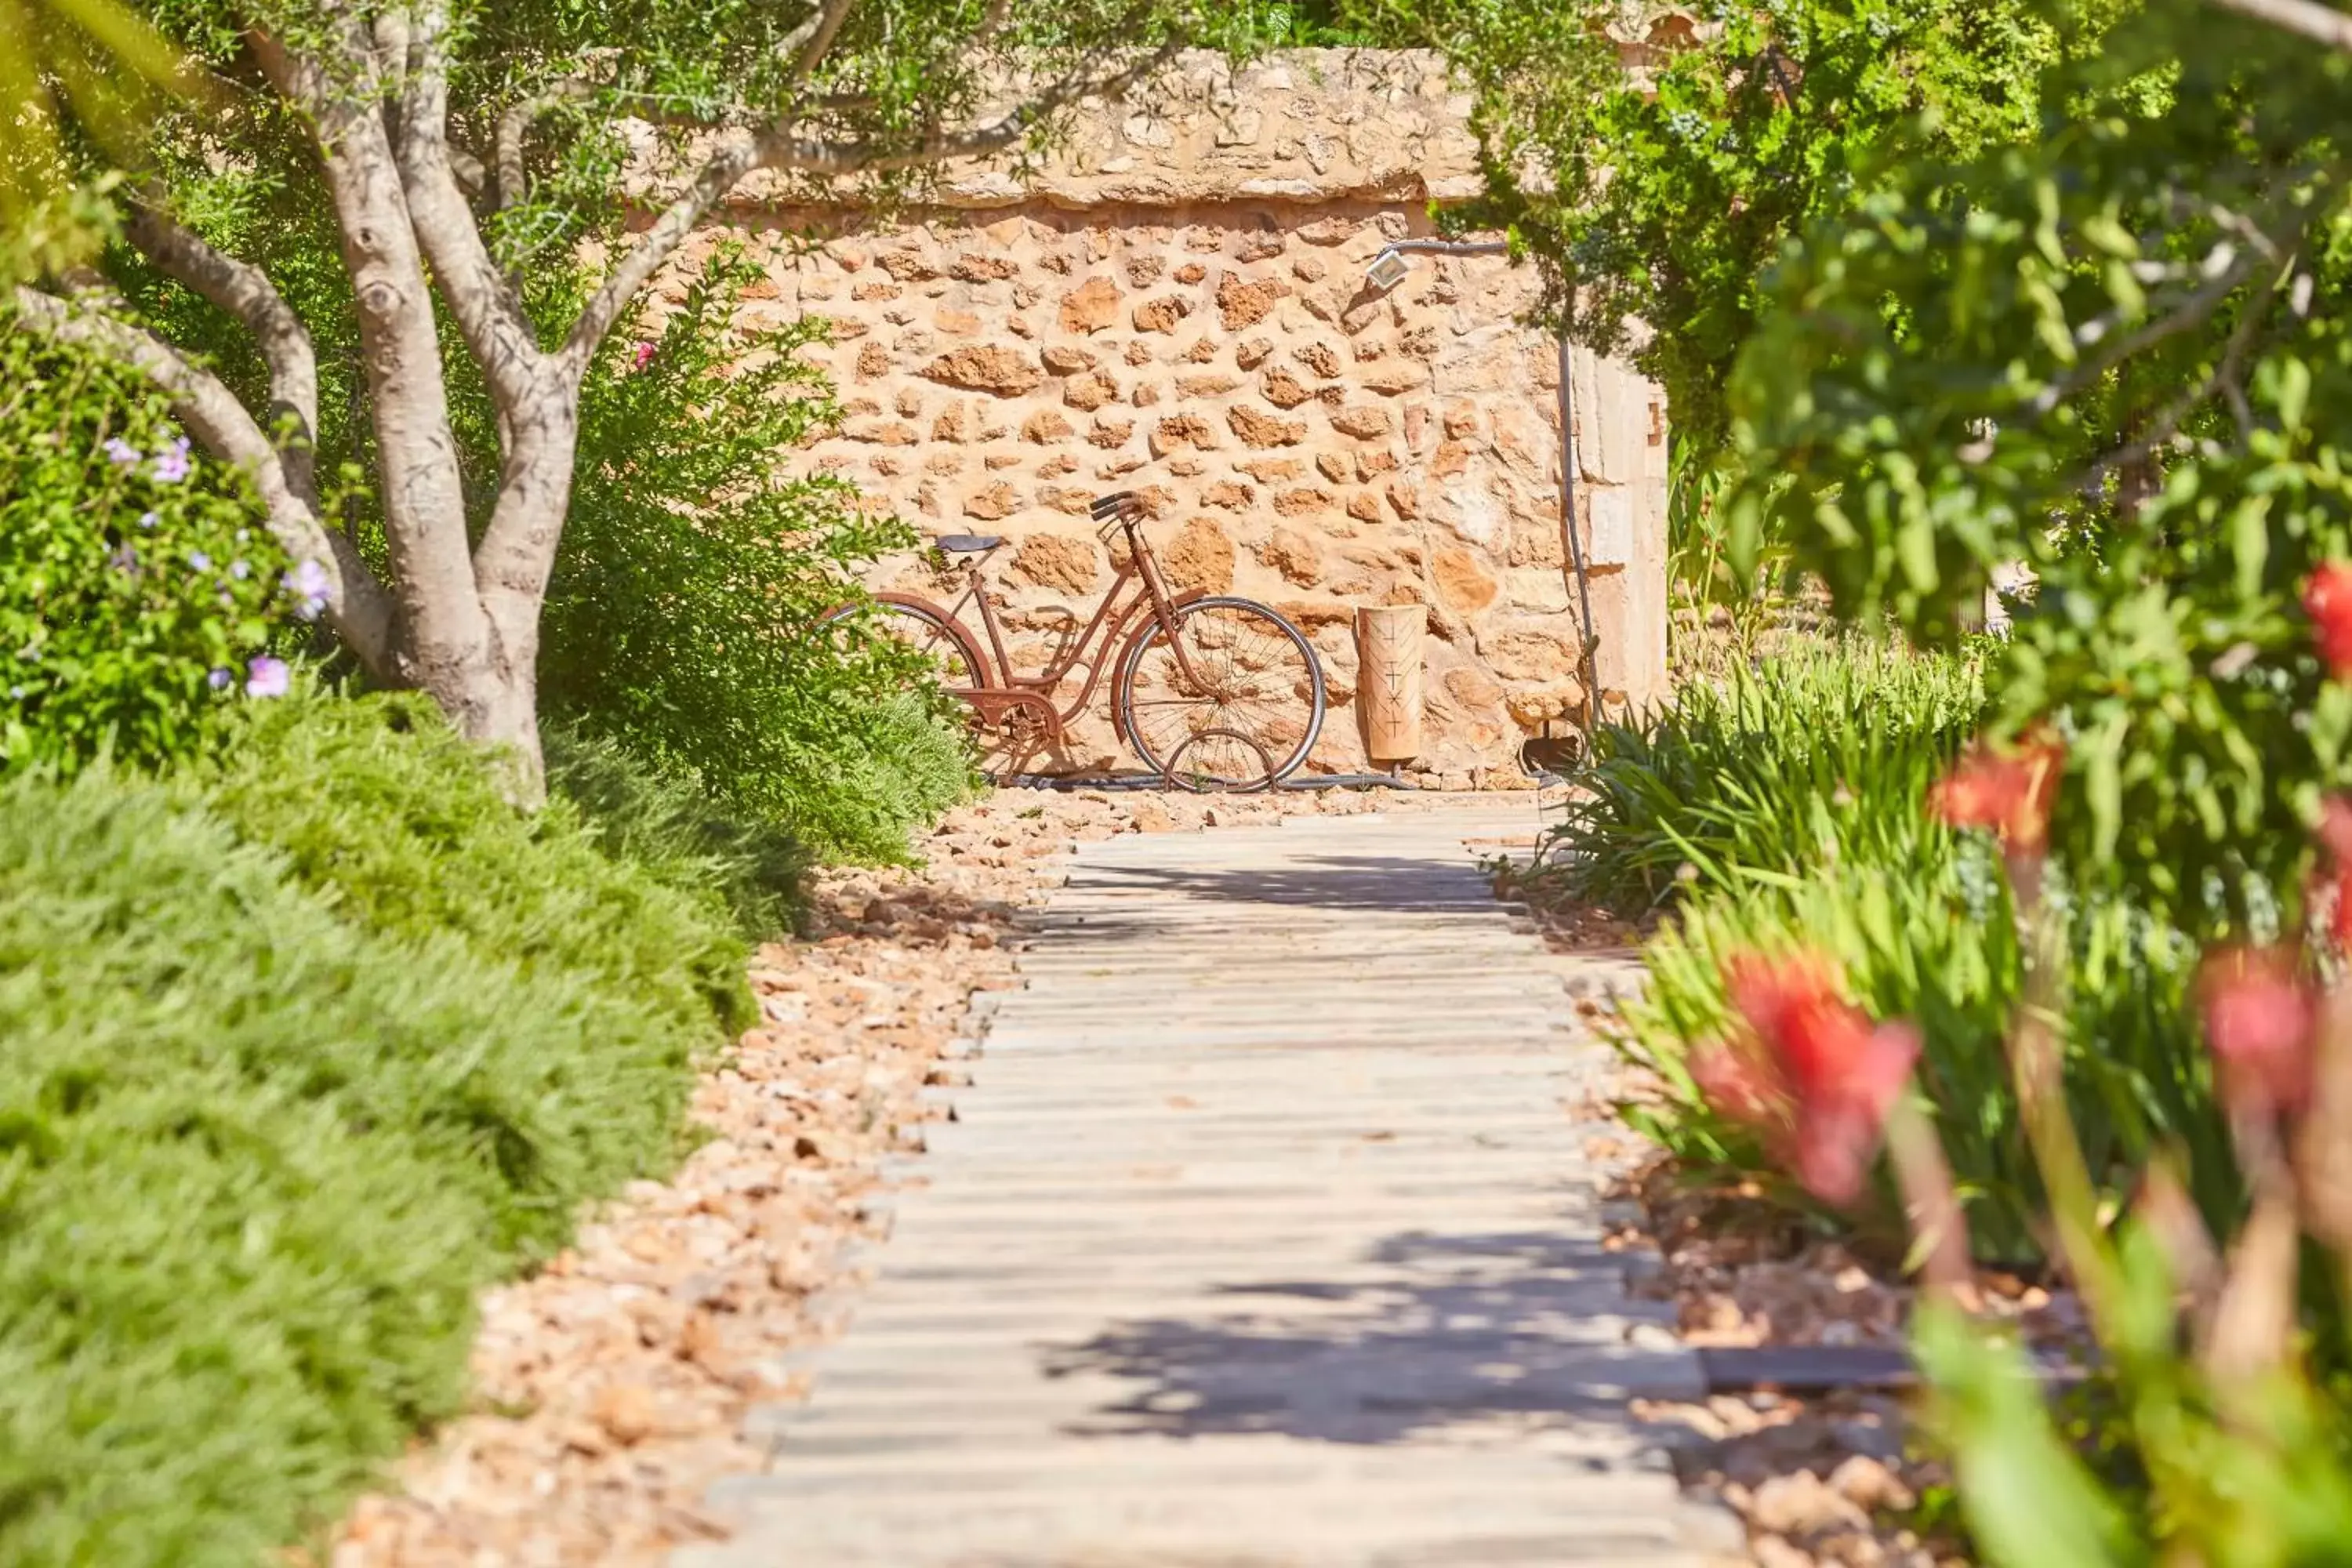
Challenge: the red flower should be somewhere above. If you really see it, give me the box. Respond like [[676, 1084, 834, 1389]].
[[1929, 732, 2063, 855], [2306, 561, 2352, 678], [1690, 950, 1922, 1205], [2198, 946, 2318, 1120]]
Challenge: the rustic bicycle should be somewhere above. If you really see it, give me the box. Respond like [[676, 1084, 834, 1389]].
[[822, 492, 1327, 791]]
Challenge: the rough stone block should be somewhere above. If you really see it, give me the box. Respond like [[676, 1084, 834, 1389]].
[[1162, 517, 1236, 593], [1229, 405, 1306, 448], [1262, 368, 1314, 409], [1217, 271, 1286, 329], [923, 346, 1043, 396], [1011, 534, 1102, 593], [1062, 370, 1121, 412], [1133, 295, 1193, 333], [963, 481, 1021, 520], [1059, 277, 1120, 334]]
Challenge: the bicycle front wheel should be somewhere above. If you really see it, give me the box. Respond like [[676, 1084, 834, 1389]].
[[1116, 597, 1327, 790]]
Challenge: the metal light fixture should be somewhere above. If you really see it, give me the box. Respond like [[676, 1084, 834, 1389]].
[[1363, 247, 1412, 292]]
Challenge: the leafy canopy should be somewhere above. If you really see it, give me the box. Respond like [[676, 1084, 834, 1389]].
[[1356, 0, 2067, 459], [1728, 0, 2352, 941]]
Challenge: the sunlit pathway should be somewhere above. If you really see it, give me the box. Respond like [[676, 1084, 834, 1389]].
[[681, 801, 1740, 1567]]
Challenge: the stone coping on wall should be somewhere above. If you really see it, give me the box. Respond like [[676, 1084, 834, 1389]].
[[699, 49, 1489, 214]]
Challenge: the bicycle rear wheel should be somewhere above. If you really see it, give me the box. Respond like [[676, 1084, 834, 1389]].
[[1116, 597, 1326, 790], [820, 597, 985, 688]]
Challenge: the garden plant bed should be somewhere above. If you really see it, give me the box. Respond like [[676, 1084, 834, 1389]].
[[1534, 902, 2092, 1568]]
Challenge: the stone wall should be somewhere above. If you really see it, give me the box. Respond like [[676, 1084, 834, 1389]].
[[689, 50, 1668, 787]]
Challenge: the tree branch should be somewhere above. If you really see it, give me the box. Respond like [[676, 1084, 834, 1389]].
[[786, 0, 858, 91], [2074, 248, 2299, 495], [121, 201, 321, 504], [495, 78, 601, 212], [2205, 0, 2352, 50], [396, 0, 548, 408], [252, 22, 495, 695], [2027, 244, 2263, 419], [12, 285, 397, 675]]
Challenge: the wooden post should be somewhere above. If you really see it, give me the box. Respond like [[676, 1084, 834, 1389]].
[[1355, 604, 1424, 764]]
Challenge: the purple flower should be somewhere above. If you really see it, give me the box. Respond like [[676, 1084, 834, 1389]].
[[108, 543, 138, 574], [101, 437, 140, 467], [8, 687, 24, 702], [187, 550, 212, 572], [244, 656, 289, 699], [207, 667, 232, 691], [137, 510, 158, 529], [285, 559, 332, 622], [631, 341, 656, 371], [229, 559, 250, 581], [151, 437, 191, 484]]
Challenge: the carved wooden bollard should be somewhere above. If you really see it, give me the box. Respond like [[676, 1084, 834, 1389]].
[[1355, 604, 1425, 764]]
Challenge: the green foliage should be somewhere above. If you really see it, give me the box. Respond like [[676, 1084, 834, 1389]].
[[191, 684, 756, 1033], [0, 0, 190, 279], [1726, 0, 2352, 945], [1530, 640, 1983, 913], [1576, 644, 2224, 1259], [0, 314, 298, 771], [0, 717, 723, 1565], [1362, 0, 2063, 460], [541, 723, 809, 940], [538, 247, 974, 865]]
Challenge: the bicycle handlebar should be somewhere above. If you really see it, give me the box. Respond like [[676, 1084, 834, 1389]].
[[1091, 490, 1147, 541]]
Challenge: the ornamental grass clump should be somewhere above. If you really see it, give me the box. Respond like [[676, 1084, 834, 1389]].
[[1525, 639, 1983, 915]]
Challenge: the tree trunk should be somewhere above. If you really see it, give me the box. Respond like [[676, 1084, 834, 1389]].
[[427, 652, 547, 802]]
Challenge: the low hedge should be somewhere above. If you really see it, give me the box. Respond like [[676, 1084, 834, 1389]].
[[0, 694, 767, 1566]]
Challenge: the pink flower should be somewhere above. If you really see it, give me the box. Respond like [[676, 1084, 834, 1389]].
[[2198, 946, 2317, 1120], [1690, 950, 1922, 1205], [150, 437, 191, 484], [2306, 561, 2352, 678], [1929, 731, 2063, 855], [244, 655, 290, 699], [630, 341, 656, 371]]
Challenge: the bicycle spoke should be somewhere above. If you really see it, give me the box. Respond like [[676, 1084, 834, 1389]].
[[1121, 600, 1323, 789]]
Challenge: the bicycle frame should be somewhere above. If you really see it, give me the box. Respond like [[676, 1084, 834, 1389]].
[[925, 519, 1213, 734]]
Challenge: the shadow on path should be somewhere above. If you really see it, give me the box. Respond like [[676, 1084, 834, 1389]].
[[1039, 1220, 1694, 1460]]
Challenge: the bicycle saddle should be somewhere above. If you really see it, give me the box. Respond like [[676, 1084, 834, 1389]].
[[932, 534, 1003, 554]]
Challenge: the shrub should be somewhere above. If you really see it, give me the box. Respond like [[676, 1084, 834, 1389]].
[[543, 722, 808, 940], [189, 685, 756, 1034], [1583, 642, 2230, 1259], [538, 245, 975, 863], [0, 768, 697, 1566], [0, 312, 300, 773], [1623, 846, 2220, 1262]]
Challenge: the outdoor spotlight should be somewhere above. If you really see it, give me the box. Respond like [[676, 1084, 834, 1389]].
[[1363, 248, 1411, 292]]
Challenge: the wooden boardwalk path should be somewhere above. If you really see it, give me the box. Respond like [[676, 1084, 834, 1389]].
[[685, 802, 1740, 1567]]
